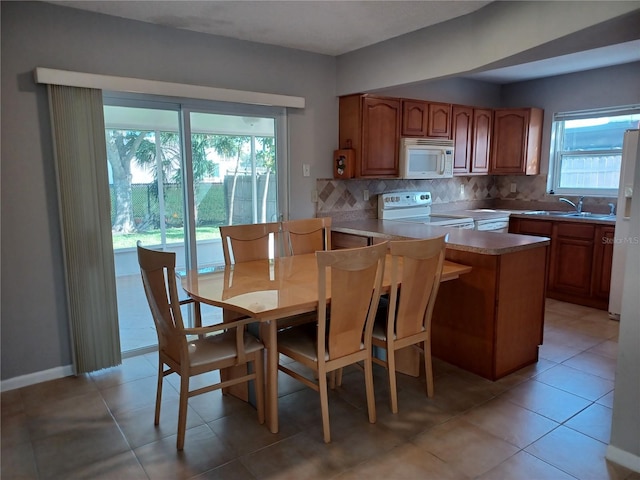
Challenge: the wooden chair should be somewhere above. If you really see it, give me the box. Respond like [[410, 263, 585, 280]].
[[219, 222, 283, 264], [281, 217, 331, 255], [137, 244, 265, 450], [371, 236, 446, 413], [219, 221, 283, 326], [276, 242, 388, 443], [218, 222, 283, 399]]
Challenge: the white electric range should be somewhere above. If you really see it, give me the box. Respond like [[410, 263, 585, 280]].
[[377, 191, 475, 229]]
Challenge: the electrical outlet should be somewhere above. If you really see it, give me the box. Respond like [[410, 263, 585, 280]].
[[459, 185, 465, 197], [510, 183, 517, 193], [302, 164, 310, 177], [363, 189, 370, 201]]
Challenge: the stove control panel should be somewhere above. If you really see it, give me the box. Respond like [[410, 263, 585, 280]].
[[379, 191, 432, 209]]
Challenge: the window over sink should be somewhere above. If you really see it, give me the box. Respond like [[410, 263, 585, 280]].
[[549, 105, 640, 196]]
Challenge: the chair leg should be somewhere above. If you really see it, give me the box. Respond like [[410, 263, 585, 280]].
[[387, 347, 399, 414], [335, 368, 343, 387], [364, 357, 377, 424], [318, 369, 331, 443], [329, 370, 336, 389], [424, 340, 434, 398], [177, 374, 189, 451], [154, 361, 164, 425], [254, 353, 265, 425]]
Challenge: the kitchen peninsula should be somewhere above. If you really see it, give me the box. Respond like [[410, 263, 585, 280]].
[[332, 220, 550, 381]]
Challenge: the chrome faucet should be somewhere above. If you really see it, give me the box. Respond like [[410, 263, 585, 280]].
[[559, 196, 584, 213]]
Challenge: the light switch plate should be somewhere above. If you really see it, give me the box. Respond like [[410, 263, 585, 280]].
[[303, 164, 310, 177]]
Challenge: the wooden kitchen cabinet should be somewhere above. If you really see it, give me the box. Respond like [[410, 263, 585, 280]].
[[339, 94, 400, 177], [331, 231, 388, 249], [549, 223, 595, 297], [592, 225, 615, 300], [490, 108, 543, 175], [433, 243, 547, 380], [401, 99, 451, 138], [452, 105, 492, 175], [428, 102, 452, 138], [509, 216, 613, 310], [401, 99, 428, 136]]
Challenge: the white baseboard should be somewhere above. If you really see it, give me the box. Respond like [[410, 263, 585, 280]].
[[606, 445, 640, 473], [1, 365, 75, 392]]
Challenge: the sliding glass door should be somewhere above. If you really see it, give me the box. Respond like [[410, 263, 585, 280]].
[[103, 96, 287, 354]]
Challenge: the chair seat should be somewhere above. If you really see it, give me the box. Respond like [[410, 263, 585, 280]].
[[188, 331, 263, 369], [277, 323, 326, 361]]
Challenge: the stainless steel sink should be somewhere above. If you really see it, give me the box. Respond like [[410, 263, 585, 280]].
[[523, 210, 572, 216], [523, 211, 614, 220]]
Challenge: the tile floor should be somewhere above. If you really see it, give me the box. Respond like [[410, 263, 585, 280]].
[[2, 299, 639, 479]]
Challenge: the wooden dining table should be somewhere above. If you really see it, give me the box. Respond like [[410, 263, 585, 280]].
[[180, 252, 472, 434]]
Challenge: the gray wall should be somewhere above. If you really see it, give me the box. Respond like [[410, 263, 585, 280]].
[[501, 62, 640, 174], [1, 1, 336, 380]]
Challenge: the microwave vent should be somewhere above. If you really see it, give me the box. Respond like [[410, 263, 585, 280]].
[[401, 138, 454, 148]]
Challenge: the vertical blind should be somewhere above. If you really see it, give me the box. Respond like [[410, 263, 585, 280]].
[[48, 85, 121, 373]]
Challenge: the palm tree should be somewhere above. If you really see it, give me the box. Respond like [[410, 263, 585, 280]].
[[210, 135, 250, 225]]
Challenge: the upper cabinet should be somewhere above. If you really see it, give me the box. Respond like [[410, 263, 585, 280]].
[[339, 94, 401, 177], [490, 108, 543, 175], [452, 105, 492, 175], [337, 94, 543, 179], [428, 102, 452, 138], [401, 100, 428, 136], [401, 100, 451, 138]]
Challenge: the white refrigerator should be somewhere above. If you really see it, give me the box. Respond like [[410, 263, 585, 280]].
[[609, 129, 640, 319]]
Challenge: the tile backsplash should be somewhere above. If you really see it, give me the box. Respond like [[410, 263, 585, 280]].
[[316, 175, 616, 221]]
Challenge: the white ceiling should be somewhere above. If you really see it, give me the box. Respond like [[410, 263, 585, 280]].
[[51, 0, 491, 56], [50, 0, 640, 83]]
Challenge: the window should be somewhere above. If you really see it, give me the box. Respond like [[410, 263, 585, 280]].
[[549, 105, 640, 196]]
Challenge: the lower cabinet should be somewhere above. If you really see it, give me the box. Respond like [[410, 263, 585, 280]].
[[509, 217, 614, 310], [592, 225, 615, 301], [331, 231, 370, 249]]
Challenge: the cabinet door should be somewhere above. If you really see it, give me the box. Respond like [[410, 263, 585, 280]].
[[452, 105, 472, 174], [592, 225, 615, 299], [401, 100, 428, 137], [491, 108, 542, 175], [549, 223, 595, 296], [491, 109, 529, 174], [361, 97, 400, 177], [471, 109, 492, 173], [427, 102, 452, 138]]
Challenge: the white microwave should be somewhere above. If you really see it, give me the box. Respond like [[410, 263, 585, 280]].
[[399, 138, 454, 179]]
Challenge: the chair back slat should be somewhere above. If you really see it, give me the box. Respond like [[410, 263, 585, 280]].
[[282, 217, 331, 255], [389, 236, 446, 340], [219, 222, 282, 264], [316, 242, 387, 361]]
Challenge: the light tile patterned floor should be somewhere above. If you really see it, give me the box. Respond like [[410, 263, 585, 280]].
[[2, 299, 639, 480]]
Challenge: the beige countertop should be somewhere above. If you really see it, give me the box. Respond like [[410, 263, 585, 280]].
[[332, 219, 550, 255]]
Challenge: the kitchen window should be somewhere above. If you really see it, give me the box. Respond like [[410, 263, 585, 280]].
[[549, 105, 640, 196]]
